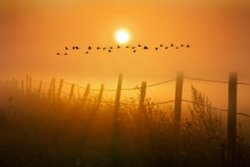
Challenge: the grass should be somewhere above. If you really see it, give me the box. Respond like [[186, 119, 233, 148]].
[[0, 86, 249, 167]]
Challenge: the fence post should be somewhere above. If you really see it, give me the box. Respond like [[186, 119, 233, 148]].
[[228, 72, 237, 161], [29, 76, 32, 94], [12, 78, 15, 90], [111, 73, 123, 167], [48, 78, 55, 98], [57, 79, 64, 99], [174, 71, 184, 135], [139, 81, 147, 113], [82, 84, 91, 107], [26, 74, 29, 95], [38, 80, 43, 97], [96, 84, 104, 111], [68, 84, 75, 104], [21, 80, 24, 94], [114, 74, 123, 121]]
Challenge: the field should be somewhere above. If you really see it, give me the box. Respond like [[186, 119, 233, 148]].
[[0, 78, 249, 167]]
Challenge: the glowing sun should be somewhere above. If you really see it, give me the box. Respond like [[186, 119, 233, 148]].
[[114, 29, 130, 44]]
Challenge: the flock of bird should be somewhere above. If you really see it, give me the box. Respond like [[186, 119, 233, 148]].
[[57, 43, 191, 56]]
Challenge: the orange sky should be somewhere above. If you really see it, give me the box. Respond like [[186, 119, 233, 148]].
[[1, 1, 250, 84], [1, 0, 250, 138]]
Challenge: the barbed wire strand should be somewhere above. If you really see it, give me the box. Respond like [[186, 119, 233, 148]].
[[237, 82, 250, 86], [185, 75, 250, 86], [147, 79, 176, 87], [184, 76, 228, 84]]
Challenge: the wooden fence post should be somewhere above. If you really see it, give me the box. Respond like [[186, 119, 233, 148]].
[[38, 80, 43, 97], [68, 84, 75, 104], [48, 78, 55, 98], [110, 73, 123, 167], [29, 76, 32, 94], [114, 74, 123, 121], [12, 78, 15, 90], [21, 80, 24, 94], [96, 84, 104, 111], [57, 79, 64, 99], [139, 81, 147, 113], [26, 74, 29, 95], [83, 84, 91, 107], [228, 72, 237, 160], [174, 71, 184, 135]]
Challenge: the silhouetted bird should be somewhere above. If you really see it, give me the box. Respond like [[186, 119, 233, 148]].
[[138, 44, 141, 47], [64, 53, 68, 55], [187, 44, 190, 48], [110, 46, 113, 49], [155, 47, 159, 50], [144, 46, 149, 50], [108, 49, 112, 53], [65, 47, 69, 50], [88, 46, 92, 50], [181, 44, 184, 47], [72, 46, 79, 50], [117, 45, 121, 49], [175, 47, 179, 49], [160, 44, 163, 47], [126, 46, 130, 48], [165, 46, 168, 49], [132, 46, 136, 49], [56, 52, 60, 55], [133, 50, 136, 53], [171, 43, 174, 47], [85, 51, 89, 54], [103, 47, 106, 50], [97, 46, 101, 50]]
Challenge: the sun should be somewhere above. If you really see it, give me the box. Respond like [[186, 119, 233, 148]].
[[114, 29, 130, 44]]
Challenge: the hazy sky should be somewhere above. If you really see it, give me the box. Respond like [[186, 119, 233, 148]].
[[1, 0, 250, 83]]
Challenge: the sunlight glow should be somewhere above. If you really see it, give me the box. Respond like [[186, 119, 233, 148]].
[[114, 29, 130, 44]]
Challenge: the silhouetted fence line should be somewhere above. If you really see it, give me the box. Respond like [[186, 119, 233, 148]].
[[3, 72, 250, 161]]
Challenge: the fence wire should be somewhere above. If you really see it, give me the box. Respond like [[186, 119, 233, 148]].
[[185, 75, 250, 86]]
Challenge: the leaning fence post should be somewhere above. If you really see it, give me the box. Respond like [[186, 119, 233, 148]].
[[228, 72, 237, 161], [139, 81, 147, 113], [57, 79, 64, 99], [68, 84, 75, 104], [38, 80, 43, 97], [114, 74, 123, 121], [96, 84, 104, 111], [174, 71, 184, 135], [83, 84, 91, 107], [48, 78, 55, 98]]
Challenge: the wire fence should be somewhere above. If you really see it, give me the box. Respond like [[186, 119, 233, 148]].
[[3, 73, 250, 118]]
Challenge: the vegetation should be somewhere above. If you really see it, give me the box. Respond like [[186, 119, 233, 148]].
[[0, 86, 249, 167]]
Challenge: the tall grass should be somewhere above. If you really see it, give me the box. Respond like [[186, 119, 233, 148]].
[[0, 86, 249, 167]]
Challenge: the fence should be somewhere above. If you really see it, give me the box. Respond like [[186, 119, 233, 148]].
[[2, 72, 250, 159]]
